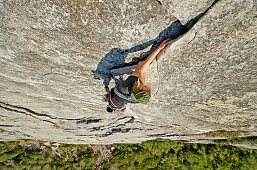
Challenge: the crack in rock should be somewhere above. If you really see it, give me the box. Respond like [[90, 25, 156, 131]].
[[76, 117, 102, 124], [147, 133, 188, 138], [93, 0, 220, 87], [96, 127, 143, 137], [88, 116, 135, 132], [0, 101, 55, 125], [102, 127, 143, 137], [0, 101, 90, 123], [117, 116, 135, 124], [156, 0, 162, 5], [0, 124, 14, 127]]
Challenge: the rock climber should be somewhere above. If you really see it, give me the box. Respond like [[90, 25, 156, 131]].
[[99, 0, 220, 112], [104, 39, 171, 112]]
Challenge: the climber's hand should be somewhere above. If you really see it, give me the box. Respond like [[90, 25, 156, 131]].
[[158, 38, 172, 50]]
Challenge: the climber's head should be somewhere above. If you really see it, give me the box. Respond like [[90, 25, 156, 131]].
[[103, 81, 151, 112]]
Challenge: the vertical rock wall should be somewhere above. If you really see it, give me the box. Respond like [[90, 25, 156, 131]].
[[0, 0, 256, 144]]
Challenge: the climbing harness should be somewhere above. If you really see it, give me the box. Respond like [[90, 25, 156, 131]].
[[107, 88, 127, 111]]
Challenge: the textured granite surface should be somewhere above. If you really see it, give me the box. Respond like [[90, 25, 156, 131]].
[[0, 0, 256, 144]]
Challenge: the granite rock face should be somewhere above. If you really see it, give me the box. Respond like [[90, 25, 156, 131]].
[[0, 0, 256, 144]]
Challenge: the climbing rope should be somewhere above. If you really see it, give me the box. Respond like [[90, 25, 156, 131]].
[[153, 58, 160, 96]]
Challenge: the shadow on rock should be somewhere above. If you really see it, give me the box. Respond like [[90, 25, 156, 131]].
[[92, 0, 220, 89]]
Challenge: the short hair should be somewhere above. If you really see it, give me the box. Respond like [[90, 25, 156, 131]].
[[131, 81, 151, 94]]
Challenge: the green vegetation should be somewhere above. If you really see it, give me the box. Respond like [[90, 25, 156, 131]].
[[0, 141, 100, 169], [103, 140, 257, 170], [204, 130, 247, 139], [215, 136, 257, 145], [204, 130, 257, 146], [0, 139, 256, 170]]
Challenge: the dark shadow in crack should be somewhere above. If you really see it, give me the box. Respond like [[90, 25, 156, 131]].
[[92, 0, 219, 89], [92, 20, 189, 88]]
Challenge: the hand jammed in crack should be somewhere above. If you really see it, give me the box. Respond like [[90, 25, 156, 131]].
[[104, 39, 172, 112]]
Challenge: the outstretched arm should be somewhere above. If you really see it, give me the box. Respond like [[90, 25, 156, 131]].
[[131, 39, 172, 84]]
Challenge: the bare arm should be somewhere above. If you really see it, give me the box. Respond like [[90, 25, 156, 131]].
[[131, 39, 172, 84]]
